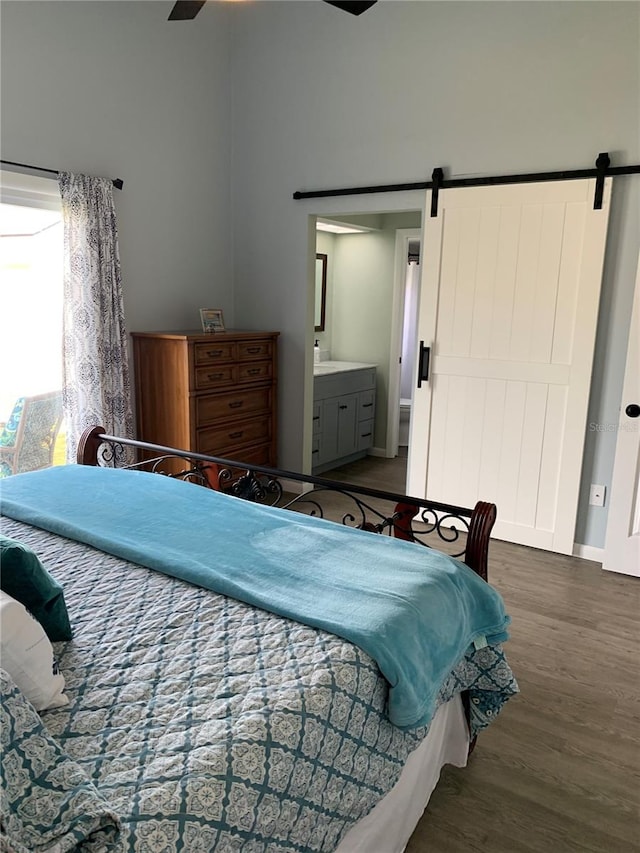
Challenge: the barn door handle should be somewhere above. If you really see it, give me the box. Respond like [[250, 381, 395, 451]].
[[417, 342, 431, 388]]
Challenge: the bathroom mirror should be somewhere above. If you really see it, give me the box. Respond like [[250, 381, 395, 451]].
[[315, 253, 327, 332]]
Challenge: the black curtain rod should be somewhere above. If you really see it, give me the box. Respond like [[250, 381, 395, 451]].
[[293, 160, 640, 201], [1, 159, 124, 190]]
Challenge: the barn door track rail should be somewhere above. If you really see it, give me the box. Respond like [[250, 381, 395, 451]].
[[293, 153, 640, 215]]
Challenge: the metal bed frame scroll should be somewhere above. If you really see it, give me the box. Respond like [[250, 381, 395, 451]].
[[77, 427, 497, 582]]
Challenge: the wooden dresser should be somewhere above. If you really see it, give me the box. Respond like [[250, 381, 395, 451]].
[[131, 330, 279, 467]]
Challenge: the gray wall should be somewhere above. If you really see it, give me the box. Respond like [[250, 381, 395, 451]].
[[229, 1, 639, 549], [2, 1, 638, 548], [326, 229, 397, 451], [1, 0, 234, 332]]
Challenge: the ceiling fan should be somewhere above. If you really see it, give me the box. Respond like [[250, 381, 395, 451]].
[[168, 1, 377, 21]]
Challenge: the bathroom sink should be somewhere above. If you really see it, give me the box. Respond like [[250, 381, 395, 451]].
[[313, 360, 377, 376]]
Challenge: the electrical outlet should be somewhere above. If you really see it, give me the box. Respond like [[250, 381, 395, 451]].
[[589, 484, 606, 507]]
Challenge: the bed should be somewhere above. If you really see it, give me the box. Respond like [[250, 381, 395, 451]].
[[0, 428, 518, 852]]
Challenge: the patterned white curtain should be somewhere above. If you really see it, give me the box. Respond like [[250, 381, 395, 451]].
[[58, 172, 133, 462]]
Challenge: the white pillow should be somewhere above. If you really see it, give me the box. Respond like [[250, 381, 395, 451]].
[[0, 590, 68, 711]]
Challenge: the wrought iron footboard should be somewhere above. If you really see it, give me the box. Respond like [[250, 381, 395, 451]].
[[77, 426, 496, 581]]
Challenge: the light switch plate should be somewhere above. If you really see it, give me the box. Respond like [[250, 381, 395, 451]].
[[589, 484, 606, 506]]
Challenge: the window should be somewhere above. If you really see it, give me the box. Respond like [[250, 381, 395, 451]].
[[0, 171, 65, 471]]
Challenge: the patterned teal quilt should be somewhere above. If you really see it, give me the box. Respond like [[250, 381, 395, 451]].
[[1, 669, 121, 852], [0, 516, 518, 853], [1, 465, 511, 729]]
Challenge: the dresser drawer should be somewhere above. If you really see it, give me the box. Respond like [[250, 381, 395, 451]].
[[132, 329, 278, 471], [194, 364, 237, 390], [238, 360, 272, 382], [196, 388, 271, 424], [194, 341, 236, 366], [358, 390, 375, 420], [207, 442, 275, 491], [197, 414, 271, 454], [357, 419, 374, 451], [225, 442, 273, 468], [238, 340, 273, 361]]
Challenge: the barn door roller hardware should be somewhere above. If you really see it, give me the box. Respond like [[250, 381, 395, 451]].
[[294, 153, 640, 211], [593, 152, 610, 210], [430, 167, 444, 218]]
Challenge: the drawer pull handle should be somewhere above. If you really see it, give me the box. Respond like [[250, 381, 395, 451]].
[[208, 373, 223, 381], [361, 432, 372, 438], [313, 416, 320, 421], [339, 405, 348, 410], [247, 368, 261, 375], [312, 449, 319, 455], [229, 431, 243, 439], [362, 402, 373, 408], [207, 350, 223, 357], [229, 401, 243, 409], [246, 347, 261, 354]]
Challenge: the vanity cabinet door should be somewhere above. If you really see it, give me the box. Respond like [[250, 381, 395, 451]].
[[312, 366, 376, 473], [318, 398, 338, 465], [320, 396, 358, 463], [312, 401, 322, 436], [335, 396, 358, 459], [311, 401, 323, 466]]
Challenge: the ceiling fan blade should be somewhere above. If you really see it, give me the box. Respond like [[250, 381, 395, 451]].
[[323, 0, 377, 15], [168, 1, 207, 21]]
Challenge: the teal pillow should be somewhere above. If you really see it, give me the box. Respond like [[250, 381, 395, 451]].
[[0, 536, 72, 641]]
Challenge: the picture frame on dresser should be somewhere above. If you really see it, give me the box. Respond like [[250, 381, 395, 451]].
[[200, 308, 225, 333]]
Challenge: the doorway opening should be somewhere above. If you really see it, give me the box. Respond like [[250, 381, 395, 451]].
[[389, 228, 421, 469], [311, 211, 422, 492]]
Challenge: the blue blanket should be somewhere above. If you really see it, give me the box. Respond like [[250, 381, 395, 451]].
[[0, 465, 510, 729]]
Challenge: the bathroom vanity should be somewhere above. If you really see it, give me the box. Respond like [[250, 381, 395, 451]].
[[312, 361, 376, 474]]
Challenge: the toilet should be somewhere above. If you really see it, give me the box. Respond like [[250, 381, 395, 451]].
[[398, 398, 411, 446]]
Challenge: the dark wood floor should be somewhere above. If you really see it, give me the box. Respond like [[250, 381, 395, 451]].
[[323, 455, 640, 853], [321, 453, 409, 495]]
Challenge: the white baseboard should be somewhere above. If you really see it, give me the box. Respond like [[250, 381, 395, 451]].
[[280, 477, 307, 495], [572, 543, 604, 563], [368, 446, 387, 458]]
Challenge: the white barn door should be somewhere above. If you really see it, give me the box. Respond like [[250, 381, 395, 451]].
[[603, 252, 640, 576], [407, 178, 611, 554]]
